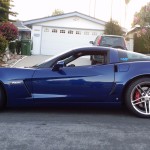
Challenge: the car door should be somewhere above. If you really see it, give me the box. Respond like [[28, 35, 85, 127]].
[[32, 64, 115, 103]]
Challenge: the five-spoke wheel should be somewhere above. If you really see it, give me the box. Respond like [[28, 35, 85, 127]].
[[126, 78, 150, 117]]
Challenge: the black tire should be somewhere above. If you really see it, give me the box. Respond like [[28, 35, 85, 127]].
[[0, 86, 6, 110], [91, 60, 97, 65], [125, 78, 150, 118]]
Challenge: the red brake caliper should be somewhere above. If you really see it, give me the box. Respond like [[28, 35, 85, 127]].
[[135, 90, 141, 103]]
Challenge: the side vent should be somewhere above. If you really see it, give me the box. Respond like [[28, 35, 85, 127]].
[[114, 65, 118, 72]]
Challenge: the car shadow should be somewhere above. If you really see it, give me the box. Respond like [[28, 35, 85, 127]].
[[4, 105, 131, 117]]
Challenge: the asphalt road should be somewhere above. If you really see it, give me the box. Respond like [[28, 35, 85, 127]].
[[0, 107, 150, 150]]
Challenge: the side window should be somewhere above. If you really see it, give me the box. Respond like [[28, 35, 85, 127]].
[[91, 54, 106, 65], [61, 51, 108, 67], [67, 55, 91, 67], [118, 51, 128, 62]]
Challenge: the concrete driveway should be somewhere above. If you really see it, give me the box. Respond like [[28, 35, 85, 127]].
[[13, 55, 91, 68], [13, 55, 51, 68]]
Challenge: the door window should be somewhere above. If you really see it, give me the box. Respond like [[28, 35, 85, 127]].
[[59, 51, 108, 67]]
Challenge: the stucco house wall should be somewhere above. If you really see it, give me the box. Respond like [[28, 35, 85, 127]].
[[24, 12, 106, 55]]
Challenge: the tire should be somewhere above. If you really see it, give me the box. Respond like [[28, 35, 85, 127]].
[[91, 60, 95, 65], [0, 86, 6, 110], [125, 78, 150, 118]]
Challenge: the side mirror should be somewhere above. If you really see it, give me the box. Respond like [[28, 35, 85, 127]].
[[89, 41, 94, 45], [52, 61, 65, 71]]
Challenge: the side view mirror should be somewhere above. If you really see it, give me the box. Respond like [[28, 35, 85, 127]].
[[52, 61, 65, 71], [89, 41, 94, 45]]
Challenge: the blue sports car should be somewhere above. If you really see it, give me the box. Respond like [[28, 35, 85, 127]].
[[0, 46, 150, 117]]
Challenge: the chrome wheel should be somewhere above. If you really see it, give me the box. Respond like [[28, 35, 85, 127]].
[[131, 81, 150, 115]]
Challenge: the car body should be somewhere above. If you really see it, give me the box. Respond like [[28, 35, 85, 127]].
[[0, 46, 150, 117], [90, 35, 127, 50]]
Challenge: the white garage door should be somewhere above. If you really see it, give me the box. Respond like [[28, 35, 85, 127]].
[[40, 27, 102, 55]]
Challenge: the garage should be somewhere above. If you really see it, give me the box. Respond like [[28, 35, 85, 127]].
[[24, 12, 106, 55], [41, 27, 102, 55]]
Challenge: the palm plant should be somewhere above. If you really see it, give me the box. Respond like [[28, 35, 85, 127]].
[[124, 0, 131, 26]]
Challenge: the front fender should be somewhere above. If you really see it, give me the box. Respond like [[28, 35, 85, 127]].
[[0, 68, 36, 106]]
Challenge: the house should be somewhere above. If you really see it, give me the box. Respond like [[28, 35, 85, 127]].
[[23, 12, 107, 55], [125, 27, 140, 52], [13, 20, 31, 40]]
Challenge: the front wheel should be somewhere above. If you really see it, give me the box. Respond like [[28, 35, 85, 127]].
[[125, 78, 150, 118]]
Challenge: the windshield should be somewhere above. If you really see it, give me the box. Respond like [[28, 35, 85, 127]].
[[33, 50, 72, 67]]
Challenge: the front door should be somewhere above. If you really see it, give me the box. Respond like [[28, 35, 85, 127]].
[[32, 64, 115, 103]]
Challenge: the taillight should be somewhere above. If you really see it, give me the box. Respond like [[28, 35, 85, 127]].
[[97, 36, 102, 45]]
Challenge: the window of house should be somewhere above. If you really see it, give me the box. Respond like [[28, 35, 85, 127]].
[[92, 32, 97, 36], [52, 29, 57, 33], [44, 28, 49, 32], [60, 30, 65, 33], [68, 30, 73, 34], [76, 31, 81, 35], [84, 32, 89, 35]]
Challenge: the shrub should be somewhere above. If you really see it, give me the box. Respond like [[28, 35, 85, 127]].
[[0, 34, 8, 54], [104, 20, 124, 36], [16, 40, 21, 54], [0, 22, 18, 42], [9, 41, 16, 54], [134, 34, 149, 54]]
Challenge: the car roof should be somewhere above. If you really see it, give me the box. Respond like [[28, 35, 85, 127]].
[[71, 46, 116, 52], [100, 35, 124, 38], [37, 46, 119, 68]]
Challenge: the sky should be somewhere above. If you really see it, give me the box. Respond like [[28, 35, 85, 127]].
[[11, 0, 150, 30]]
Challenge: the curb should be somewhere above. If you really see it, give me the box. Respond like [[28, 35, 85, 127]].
[[11, 56, 27, 67]]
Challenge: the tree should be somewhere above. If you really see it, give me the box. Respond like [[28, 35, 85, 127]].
[[133, 2, 150, 27], [125, 0, 130, 4], [52, 9, 64, 16], [104, 20, 123, 35], [0, 0, 17, 22], [0, 34, 8, 54], [124, 0, 131, 26], [0, 22, 18, 42], [133, 2, 150, 53]]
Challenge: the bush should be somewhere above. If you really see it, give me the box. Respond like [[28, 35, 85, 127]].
[[16, 40, 21, 54], [134, 34, 148, 54], [104, 20, 124, 36], [9, 41, 16, 54], [0, 34, 8, 54], [0, 22, 18, 42]]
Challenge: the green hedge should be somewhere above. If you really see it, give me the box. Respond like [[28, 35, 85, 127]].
[[9, 41, 16, 54], [0, 34, 8, 54], [134, 34, 148, 54], [8, 40, 22, 54], [16, 40, 21, 54]]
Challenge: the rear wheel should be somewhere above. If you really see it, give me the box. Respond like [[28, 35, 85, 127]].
[[125, 78, 150, 118]]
